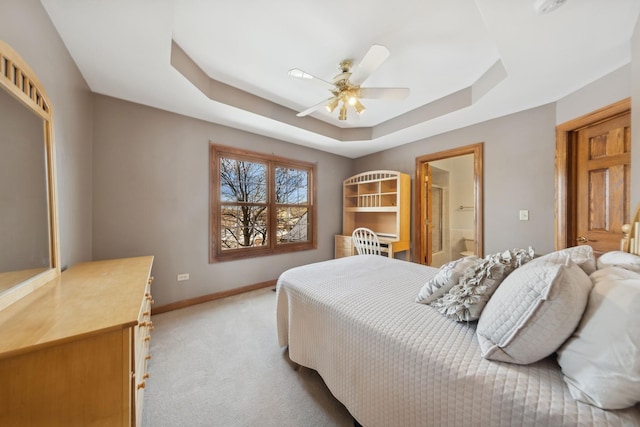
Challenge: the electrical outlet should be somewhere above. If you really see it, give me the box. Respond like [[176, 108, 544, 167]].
[[519, 210, 529, 221], [177, 273, 190, 281]]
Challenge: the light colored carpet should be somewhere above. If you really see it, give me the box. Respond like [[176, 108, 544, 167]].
[[142, 287, 354, 427]]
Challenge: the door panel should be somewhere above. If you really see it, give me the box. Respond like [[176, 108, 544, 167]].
[[424, 164, 432, 266], [575, 112, 631, 254], [417, 163, 433, 265]]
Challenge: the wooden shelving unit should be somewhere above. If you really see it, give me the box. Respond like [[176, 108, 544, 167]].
[[337, 170, 411, 259]]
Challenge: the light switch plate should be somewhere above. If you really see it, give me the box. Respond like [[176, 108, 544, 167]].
[[519, 210, 529, 221]]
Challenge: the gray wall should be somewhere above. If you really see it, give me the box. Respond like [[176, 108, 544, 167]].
[[355, 58, 635, 257], [556, 65, 631, 125], [91, 95, 351, 307], [0, 0, 94, 270], [355, 104, 558, 255]]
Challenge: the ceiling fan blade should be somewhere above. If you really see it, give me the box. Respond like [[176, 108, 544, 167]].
[[296, 97, 335, 117], [359, 87, 410, 100], [349, 45, 391, 86], [288, 68, 333, 87]]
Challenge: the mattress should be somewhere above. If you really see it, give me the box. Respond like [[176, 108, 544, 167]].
[[276, 255, 640, 427]]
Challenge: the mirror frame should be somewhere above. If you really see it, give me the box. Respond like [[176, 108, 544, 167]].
[[0, 39, 59, 310]]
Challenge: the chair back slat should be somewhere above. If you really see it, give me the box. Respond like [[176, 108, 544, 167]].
[[352, 227, 381, 256]]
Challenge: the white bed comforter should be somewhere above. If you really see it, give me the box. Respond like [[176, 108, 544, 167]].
[[276, 255, 640, 427]]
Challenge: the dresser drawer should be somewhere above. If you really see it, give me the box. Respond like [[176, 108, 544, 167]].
[[134, 275, 153, 427], [335, 235, 352, 249], [335, 235, 354, 258]]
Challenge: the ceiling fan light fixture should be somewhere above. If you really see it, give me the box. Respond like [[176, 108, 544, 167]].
[[325, 98, 339, 113], [534, 0, 567, 14], [338, 103, 347, 121], [288, 69, 312, 79], [289, 45, 409, 121], [353, 99, 366, 115]]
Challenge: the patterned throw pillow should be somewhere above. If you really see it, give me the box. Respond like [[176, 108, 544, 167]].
[[415, 256, 479, 304], [430, 247, 535, 322]]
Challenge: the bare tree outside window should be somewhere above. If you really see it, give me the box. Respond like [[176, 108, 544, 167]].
[[275, 167, 309, 244], [219, 158, 268, 249], [210, 144, 316, 262]]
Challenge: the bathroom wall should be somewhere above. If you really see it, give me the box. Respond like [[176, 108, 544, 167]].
[[429, 154, 475, 266], [430, 166, 450, 267]]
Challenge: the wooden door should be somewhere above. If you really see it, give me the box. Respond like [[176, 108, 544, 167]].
[[415, 143, 484, 266], [575, 111, 631, 255], [422, 163, 433, 265]]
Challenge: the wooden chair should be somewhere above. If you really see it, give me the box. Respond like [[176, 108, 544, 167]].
[[352, 227, 382, 255]]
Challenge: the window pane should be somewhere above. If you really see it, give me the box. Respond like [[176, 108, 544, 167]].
[[277, 207, 308, 243], [275, 167, 308, 204], [220, 157, 267, 203], [220, 205, 268, 249]]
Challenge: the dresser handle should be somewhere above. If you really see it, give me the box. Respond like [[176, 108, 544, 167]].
[[144, 336, 151, 342], [137, 381, 146, 390], [143, 373, 150, 380], [139, 321, 148, 327], [148, 276, 154, 284], [143, 311, 150, 316], [145, 354, 152, 360]]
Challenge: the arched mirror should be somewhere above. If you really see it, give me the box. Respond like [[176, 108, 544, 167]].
[[0, 40, 59, 310]]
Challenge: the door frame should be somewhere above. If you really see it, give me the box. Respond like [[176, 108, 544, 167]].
[[554, 98, 630, 250], [415, 143, 484, 265]]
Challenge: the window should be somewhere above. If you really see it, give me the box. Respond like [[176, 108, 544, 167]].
[[210, 144, 316, 262]]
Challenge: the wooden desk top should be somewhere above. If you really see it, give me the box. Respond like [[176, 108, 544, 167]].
[[0, 256, 153, 360]]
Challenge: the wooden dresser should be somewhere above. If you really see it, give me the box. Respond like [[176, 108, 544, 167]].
[[0, 256, 154, 427]]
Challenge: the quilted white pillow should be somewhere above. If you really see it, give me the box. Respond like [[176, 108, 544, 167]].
[[476, 254, 592, 364], [415, 256, 478, 304], [545, 245, 596, 275], [596, 251, 640, 273], [557, 267, 640, 409]]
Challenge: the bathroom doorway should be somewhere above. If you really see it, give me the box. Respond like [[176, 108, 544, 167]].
[[415, 143, 483, 267]]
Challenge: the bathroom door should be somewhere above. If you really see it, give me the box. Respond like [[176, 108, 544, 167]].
[[422, 163, 433, 265], [415, 143, 484, 266]]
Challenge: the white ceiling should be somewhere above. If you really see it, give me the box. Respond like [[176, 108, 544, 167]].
[[41, 0, 640, 158]]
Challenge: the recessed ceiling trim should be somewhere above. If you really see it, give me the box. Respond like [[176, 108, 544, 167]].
[[171, 40, 506, 143], [472, 59, 508, 103], [170, 40, 347, 141]]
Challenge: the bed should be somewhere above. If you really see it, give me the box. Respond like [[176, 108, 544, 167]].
[[276, 221, 640, 426]]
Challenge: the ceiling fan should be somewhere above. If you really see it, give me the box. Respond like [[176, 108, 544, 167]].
[[288, 45, 409, 121]]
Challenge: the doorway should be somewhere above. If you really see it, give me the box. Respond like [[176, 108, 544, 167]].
[[415, 143, 483, 266], [555, 98, 631, 255]]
